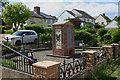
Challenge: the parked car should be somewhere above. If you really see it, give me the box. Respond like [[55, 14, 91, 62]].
[[3, 30, 38, 46]]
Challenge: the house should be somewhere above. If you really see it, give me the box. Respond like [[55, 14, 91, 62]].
[[25, 6, 57, 27], [13, 6, 57, 28], [58, 9, 95, 25], [95, 13, 111, 26], [105, 20, 119, 29]]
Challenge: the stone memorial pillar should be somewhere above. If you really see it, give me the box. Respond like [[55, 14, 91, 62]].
[[52, 21, 74, 56], [82, 51, 97, 71], [32, 61, 60, 80]]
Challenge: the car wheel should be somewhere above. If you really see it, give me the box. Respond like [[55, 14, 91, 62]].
[[15, 40, 21, 46], [34, 39, 38, 44]]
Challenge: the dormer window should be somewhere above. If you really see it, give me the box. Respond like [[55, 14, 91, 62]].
[[30, 18, 34, 21], [39, 19, 42, 22]]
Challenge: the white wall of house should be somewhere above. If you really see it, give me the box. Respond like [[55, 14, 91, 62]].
[[95, 15, 107, 25], [105, 20, 118, 29], [58, 11, 75, 22]]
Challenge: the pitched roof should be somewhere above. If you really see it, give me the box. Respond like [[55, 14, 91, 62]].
[[31, 11, 57, 19], [31, 11, 43, 18], [95, 14, 111, 22], [66, 10, 75, 17], [101, 14, 111, 22], [94, 16, 98, 19], [40, 12, 57, 19], [72, 9, 95, 20]]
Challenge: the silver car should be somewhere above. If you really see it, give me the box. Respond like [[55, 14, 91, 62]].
[[3, 30, 38, 46]]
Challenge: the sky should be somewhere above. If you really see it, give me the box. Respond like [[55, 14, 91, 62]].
[[3, 0, 120, 19]]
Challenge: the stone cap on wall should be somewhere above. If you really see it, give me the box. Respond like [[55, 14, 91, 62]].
[[82, 51, 97, 54], [53, 20, 73, 26], [102, 46, 113, 48], [111, 44, 119, 46], [32, 61, 60, 69]]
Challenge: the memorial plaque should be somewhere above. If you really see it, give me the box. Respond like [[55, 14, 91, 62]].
[[55, 29, 62, 49], [67, 28, 72, 48]]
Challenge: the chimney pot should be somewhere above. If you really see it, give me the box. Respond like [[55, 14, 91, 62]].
[[103, 13, 105, 16]]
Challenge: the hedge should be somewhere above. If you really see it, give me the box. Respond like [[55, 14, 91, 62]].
[[85, 28, 96, 34], [4, 30, 14, 34], [24, 24, 45, 34], [39, 33, 52, 44], [106, 29, 120, 43], [2, 26, 11, 30], [75, 30, 93, 44], [44, 27, 52, 34], [97, 28, 108, 37]]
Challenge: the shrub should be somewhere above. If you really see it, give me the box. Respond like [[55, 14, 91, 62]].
[[89, 34, 98, 47], [24, 24, 45, 34], [97, 28, 108, 43], [4, 30, 14, 34], [98, 44, 103, 47], [44, 27, 52, 34], [97, 28, 108, 37], [2, 41, 20, 56], [2, 26, 11, 30], [75, 30, 93, 44], [107, 29, 120, 43], [107, 28, 119, 35], [39, 33, 52, 44], [104, 34, 111, 40], [94, 23, 102, 28], [85, 28, 96, 34], [19, 27, 25, 30], [103, 34, 112, 44], [0, 59, 15, 68], [112, 29, 120, 43], [85, 22, 94, 29]]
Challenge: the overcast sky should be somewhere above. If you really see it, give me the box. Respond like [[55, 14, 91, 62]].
[[8, 0, 120, 19]]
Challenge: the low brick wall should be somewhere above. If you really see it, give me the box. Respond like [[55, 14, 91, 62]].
[[0, 66, 33, 80]]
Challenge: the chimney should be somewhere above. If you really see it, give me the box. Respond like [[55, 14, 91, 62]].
[[34, 6, 40, 15], [103, 13, 105, 16]]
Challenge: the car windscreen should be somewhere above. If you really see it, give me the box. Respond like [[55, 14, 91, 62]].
[[12, 31, 23, 36]]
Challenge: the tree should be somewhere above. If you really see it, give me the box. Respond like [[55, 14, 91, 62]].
[[97, 28, 108, 44], [113, 16, 120, 28], [2, 2, 32, 31]]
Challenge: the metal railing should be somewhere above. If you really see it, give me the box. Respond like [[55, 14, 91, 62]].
[[0, 42, 37, 75], [59, 55, 87, 80]]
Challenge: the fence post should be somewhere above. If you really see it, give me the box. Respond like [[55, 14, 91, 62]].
[[7, 37, 8, 43], [111, 44, 119, 60], [102, 46, 113, 59], [119, 41, 120, 57], [32, 61, 60, 80], [82, 51, 97, 71]]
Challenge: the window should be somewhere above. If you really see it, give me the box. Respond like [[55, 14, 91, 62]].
[[52, 20, 55, 23], [44, 19, 46, 22], [87, 19, 89, 22], [30, 32, 36, 35], [30, 18, 34, 21], [101, 22, 104, 25], [47, 19, 51, 24], [39, 19, 42, 22]]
